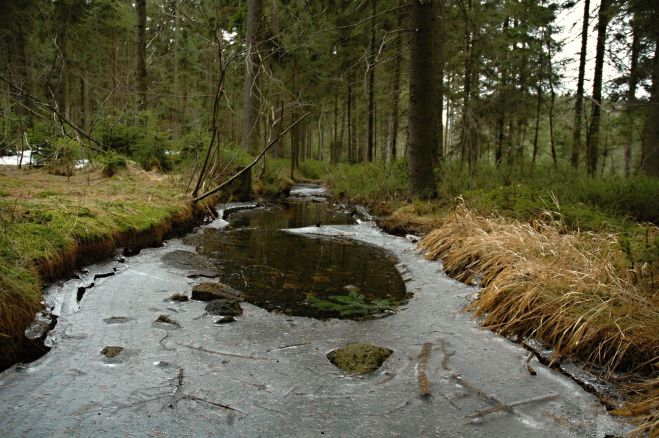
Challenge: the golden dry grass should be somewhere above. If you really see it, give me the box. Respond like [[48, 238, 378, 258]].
[[419, 204, 658, 431], [611, 378, 659, 437]]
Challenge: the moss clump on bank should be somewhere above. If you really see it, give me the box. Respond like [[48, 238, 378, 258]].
[[327, 343, 393, 374], [0, 165, 218, 369]]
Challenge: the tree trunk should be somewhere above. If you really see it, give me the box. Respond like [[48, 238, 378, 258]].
[[433, 0, 445, 164], [460, 0, 474, 171], [80, 74, 89, 133], [55, 0, 69, 118], [532, 83, 542, 164], [348, 68, 355, 163], [407, 0, 437, 198], [571, 0, 590, 168], [640, 36, 659, 175], [136, 0, 147, 113], [111, 28, 117, 115], [624, 21, 640, 177], [547, 32, 557, 166], [367, 0, 376, 162], [585, 0, 610, 176], [332, 88, 339, 164], [389, 2, 403, 161], [242, 0, 264, 154]]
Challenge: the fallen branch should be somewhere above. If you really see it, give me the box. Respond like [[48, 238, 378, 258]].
[[167, 367, 185, 409], [192, 112, 311, 204], [465, 392, 559, 418], [186, 394, 247, 415], [176, 342, 269, 360], [452, 373, 510, 414], [417, 342, 432, 397], [525, 352, 537, 376]]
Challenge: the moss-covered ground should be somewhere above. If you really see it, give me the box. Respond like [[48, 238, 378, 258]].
[[0, 164, 199, 368]]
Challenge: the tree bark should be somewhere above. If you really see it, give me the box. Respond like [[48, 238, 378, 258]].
[[389, 2, 403, 162], [585, 0, 610, 176], [460, 0, 475, 172], [624, 20, 640, 177], [348, 68, 355, 163], [55, 0, 69, 118], [136, 0, 147, 113], [367, 0, 376, 162], [407, 0, 437, 198], [433, 0, 445, 163], [640, 36, 659, 176], [571, 0, 590, 168], [242, 0, 264, 154], [547, 32, 557, 166]]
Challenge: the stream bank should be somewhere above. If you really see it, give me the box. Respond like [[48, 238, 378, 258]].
[[0, 166, 227, 371], [0, 183, 631, 436]]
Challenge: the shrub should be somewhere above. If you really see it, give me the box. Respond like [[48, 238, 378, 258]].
[[46, 137, 79, 177], [99, 151, 128, 177]]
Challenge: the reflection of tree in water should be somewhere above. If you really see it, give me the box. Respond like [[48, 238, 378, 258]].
[[198, 228, 406, 319]]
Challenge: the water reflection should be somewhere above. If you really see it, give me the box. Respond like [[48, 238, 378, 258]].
[[195, 199, 406, 319]]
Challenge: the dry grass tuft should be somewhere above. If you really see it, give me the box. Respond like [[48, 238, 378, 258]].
[[419, 204, 658, 429], [419, 205, 658, 372], [611, 378, 659, 437]]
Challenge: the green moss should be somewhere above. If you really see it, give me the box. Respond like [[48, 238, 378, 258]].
[[326, 343, 393, 374], [306, 291, 395, 318], [0, 168, 193, 327]]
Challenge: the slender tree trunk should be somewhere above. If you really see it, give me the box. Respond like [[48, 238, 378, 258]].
[[571, 0, 590, 168], [136, 0, 147, 113], [270, 100, 284, 157], [332, 88, 339, 164], [444, 73, 452, 155], [55, 0, 69, 118], [80, 74, 89, 133], [348, 69, 355, 163], [389, 4, 403, 161], [111, 28, 117, 115], [366, 0, 376, 162], [460, 0, 474, 171], [640, 36, 659, 175], [547, 32, 557, 166], [624, 21, 640, 177], [532, 83, 543, 164], [586, 0, 610, 176], [172, 0, 181, 139], [242, 0, 264, 154], [9, 9, 31, 128], [433, 0, 445, 164], [408, 0, 437, 198]]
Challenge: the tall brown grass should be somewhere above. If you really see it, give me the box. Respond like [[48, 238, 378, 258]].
[[419, 205, 658, 432]]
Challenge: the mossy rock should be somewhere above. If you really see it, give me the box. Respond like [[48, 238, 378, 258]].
[[326, 343, 393, 374]]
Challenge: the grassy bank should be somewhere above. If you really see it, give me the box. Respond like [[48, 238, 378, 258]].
[[321, 159, 658, 434], [0, 164, 217, 369]]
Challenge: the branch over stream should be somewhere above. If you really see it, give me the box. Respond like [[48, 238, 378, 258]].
[[192, 112, 311, 204]]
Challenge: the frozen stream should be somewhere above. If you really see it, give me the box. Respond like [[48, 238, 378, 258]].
[[0, 185, 630, 437]]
